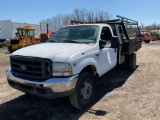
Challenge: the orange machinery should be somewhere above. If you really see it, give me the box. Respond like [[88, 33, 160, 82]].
[[8, 25, 54, 53]]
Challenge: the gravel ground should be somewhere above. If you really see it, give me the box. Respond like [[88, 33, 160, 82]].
[[0, 41, 160, 120]]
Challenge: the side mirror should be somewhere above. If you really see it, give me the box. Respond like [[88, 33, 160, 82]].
[[111, 37, 120, 48], [115, 25, 123, 44], [99, 40, 106, 49]]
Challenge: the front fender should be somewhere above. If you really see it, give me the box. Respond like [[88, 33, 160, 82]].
[[72, 57, 98, 75]]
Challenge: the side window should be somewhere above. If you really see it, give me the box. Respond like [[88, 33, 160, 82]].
[[100, 27, 112, 41], [100, 27, 112, 47]]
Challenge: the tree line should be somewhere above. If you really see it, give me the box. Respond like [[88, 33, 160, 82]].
[[139, 23, 160, 30], [41, 8, 111, 31], [41, 8, 160, 31]]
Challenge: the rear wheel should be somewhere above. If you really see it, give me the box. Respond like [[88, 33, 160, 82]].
[[69, 72, 95, 109], [144, 40, 150, 43], [128, 53, 136, 70]]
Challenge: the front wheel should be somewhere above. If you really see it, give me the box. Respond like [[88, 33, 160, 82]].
[[69, 72, 95, 109]]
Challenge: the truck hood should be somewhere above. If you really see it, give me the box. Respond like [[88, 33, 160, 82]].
[[12, 43, 91, 62]]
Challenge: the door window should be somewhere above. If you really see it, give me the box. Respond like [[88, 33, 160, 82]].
[[100, 27, 112, 47]]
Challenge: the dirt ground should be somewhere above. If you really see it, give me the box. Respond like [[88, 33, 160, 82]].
[[0, 41, 160, 120]]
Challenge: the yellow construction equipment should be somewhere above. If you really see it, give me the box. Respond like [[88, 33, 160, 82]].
[[151, 31, 160, 40], [8, 26, 40, 53]]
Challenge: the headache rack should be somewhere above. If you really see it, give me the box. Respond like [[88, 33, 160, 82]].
[[71, 15, 138, 25]]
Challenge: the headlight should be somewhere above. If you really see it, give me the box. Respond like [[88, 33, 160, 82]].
[[52, 63, 72, 76]]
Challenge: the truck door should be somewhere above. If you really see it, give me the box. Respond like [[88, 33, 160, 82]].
[[98, 26, 117, 76]]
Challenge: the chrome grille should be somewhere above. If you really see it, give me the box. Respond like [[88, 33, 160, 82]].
[[10, 56, 52, 81]]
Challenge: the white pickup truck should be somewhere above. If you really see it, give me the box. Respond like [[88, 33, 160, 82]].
[[6, 16, 142, 109]]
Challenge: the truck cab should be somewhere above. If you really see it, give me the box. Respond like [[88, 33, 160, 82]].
[[6, 15, 142, 109]]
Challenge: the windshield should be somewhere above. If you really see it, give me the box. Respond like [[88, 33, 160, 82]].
[[18, 30, 25, 37], [48, 25, 99, 43], [27, 29, 34, 37]]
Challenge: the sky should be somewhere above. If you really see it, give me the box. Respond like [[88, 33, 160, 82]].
[[0, 0, 159, 26]]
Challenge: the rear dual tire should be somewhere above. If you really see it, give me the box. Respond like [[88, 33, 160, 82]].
[[128, 53, 136, 70]]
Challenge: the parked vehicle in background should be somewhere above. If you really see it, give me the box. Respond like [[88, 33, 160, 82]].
[[6, 15, 142, 109], [151, 31, 160, 40], [141, 32, 150, 43], [8, 26, 54, 53], [141, 30, 159, 41], [8, 26, 40, 53]]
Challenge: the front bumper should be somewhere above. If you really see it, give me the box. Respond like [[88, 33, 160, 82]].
[[6, 68, 78, 99]]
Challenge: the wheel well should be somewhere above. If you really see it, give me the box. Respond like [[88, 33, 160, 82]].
[[81, 65, 97, 76]]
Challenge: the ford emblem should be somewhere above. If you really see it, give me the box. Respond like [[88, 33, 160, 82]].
[[20, 65, 26, 71]]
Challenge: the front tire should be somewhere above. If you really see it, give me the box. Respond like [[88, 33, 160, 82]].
[[69, 72, 95, 109]]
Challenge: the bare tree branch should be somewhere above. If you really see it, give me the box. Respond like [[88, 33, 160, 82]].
[[40, 8, 112, 31]]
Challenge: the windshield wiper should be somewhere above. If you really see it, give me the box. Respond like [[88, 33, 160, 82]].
[[48, 39, 82, 43], [63, 40, 80, 43], [48, 40, 56, 43]]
